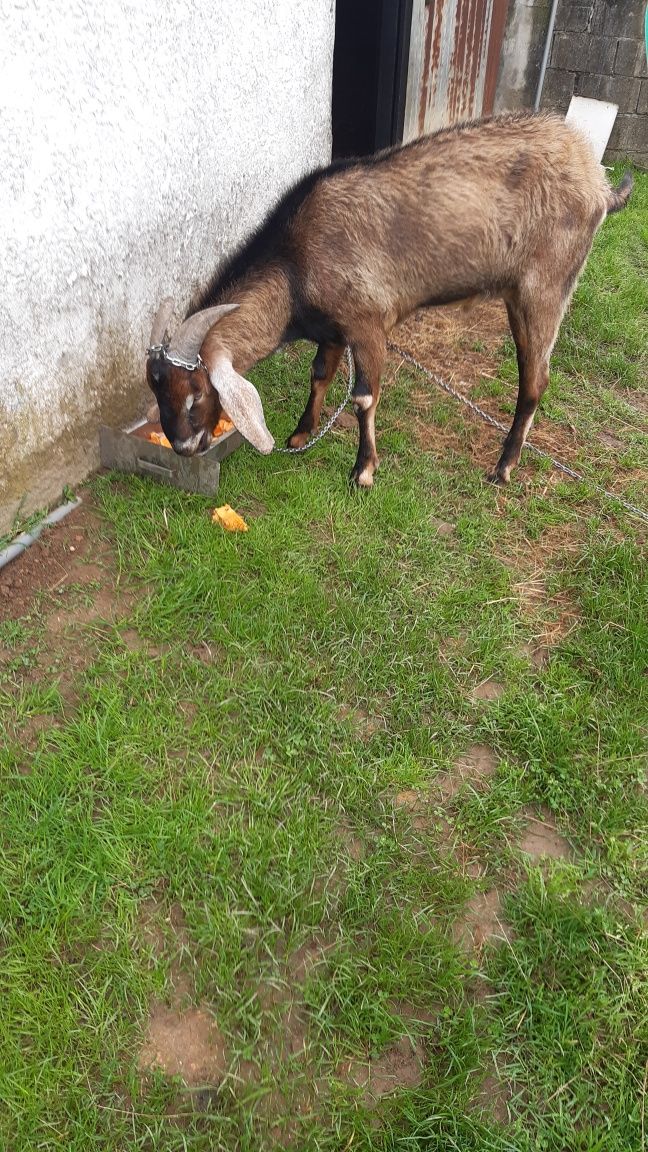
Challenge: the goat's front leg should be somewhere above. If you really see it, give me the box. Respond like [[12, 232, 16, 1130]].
[[349, 330, 386, 488], [287, 342, 345, 449]]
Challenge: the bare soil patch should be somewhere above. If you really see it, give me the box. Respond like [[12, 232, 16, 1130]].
[[121, 628, 170, 658], [335, 821, 365, 861], [137, 896, 232, 1089], [474, 1072, 511, 1124], [337, 703, 387, 740], [321, 405, 358, 432], [189, 640, 227, 665], [0, 496, 117, 623], [0, 493, 140, 724], [429, 516, 455, 537], [519, 642, 551, 669], [453, 889, 512, 952], [139, 1004, 227, 1086], [581, 878, 638, 923], [46, 584, 123, 635], [17, 713, 62, 756], [338, 1034, 425, 1104], [436, 743, 498, 801], [395, 789, 420, 810], [471, 678, 505, 703], [286, 934, 334, 983], [518, 808, 572, 860]]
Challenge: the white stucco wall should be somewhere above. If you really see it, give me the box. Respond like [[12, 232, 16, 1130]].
[[0, 0, 335, 532]]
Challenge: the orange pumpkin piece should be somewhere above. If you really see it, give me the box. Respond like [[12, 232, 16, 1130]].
[[148, 430, 172, 448], [211, 504, 249, 532], [213, 417, 235, 437]]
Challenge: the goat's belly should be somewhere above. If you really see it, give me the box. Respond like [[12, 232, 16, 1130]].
[[283, 308, 344, 347], [415, 287, 491, 310]]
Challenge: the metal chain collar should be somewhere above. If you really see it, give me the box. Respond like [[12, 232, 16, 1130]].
[[147, 344, 205, 372], [273, 346, 355, 454]]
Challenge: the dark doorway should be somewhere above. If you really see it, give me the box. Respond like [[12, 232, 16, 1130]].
[[332, 0, 414, 159]]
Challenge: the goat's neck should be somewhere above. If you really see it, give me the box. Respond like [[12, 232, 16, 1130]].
[[201, 267, 292, 375]]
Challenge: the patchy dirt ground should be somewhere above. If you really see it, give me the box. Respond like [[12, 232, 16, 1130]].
[[338, 1035, 426, 1105], [395, 298, 510, 390], [0, 304, 597, 984], [139, 1004, 227, 1085], [0, 494, 137, 727], [0, 497, 117, 623], [518, 808, 573, 862], [390, 299, 648, 506], [2, 296, 645, 1148], [319, 297, 639, 503]]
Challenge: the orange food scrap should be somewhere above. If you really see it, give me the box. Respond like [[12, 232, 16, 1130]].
[[213, 417, 235, 437], [211, 504, 249, 532], [148, 430, 172, 448]]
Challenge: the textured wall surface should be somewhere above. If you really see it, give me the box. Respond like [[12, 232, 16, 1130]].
[[0, 0, 334, 532], [495, 0, 648, 165], [540, 0, 648, 163], [491, 0, 641, 164], [494, 0, 552, 113]]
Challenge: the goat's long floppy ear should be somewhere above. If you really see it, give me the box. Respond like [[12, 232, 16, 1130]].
[[209, 359, 274, 455]]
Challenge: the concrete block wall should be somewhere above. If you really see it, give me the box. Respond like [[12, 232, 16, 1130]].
[[540, 0, 648, 165]]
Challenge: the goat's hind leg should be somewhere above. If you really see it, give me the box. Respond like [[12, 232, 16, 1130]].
[[287, 342, 344, 448], [488, 288, 565, 485], [349, 330, 386, 488]]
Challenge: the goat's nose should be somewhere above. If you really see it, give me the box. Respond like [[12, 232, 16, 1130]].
[[173, 439, 196, 456]]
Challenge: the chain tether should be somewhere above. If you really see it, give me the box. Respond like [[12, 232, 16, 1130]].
[[273, 346, 355, 454], [148, 336, 646, 525], [389, 343, 648, 526]]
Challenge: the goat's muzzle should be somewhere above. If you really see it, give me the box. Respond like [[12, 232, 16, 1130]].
[[173, 430, 213, 456]]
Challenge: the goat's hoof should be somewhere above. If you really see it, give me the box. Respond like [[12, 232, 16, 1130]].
[[349, 464, 375, 489], [486, 466, 510, 486], [287, 430, 310, 449]]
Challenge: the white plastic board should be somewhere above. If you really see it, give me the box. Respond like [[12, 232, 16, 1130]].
[[565, 96, 619, 163]]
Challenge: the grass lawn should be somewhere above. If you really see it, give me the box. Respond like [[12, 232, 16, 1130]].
[[1, 169, 646, 1151]]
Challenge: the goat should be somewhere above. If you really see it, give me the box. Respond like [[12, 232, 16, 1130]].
[[146, 113, 632, 487]]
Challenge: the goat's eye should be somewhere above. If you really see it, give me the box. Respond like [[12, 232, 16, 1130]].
[[185, 394, 194, 411]]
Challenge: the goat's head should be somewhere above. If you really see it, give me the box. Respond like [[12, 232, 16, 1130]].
[[146, 298, 274, 456]]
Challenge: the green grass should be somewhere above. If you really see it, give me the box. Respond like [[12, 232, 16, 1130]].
[[488, 869, 647, 1152], [0, 172, 646, 1151]]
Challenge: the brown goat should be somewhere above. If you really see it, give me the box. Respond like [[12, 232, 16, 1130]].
[[146, 113, 632, 487]]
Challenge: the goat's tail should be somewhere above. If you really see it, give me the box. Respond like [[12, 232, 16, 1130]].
[[607, 171, 634, 215]]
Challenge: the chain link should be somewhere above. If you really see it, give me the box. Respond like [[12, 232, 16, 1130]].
[[273, 346, 355, 454], [146, 345, 205, 372], [389, 343, 648, 526]]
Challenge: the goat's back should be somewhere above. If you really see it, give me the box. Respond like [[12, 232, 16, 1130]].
[[294, 114, 611, 321]]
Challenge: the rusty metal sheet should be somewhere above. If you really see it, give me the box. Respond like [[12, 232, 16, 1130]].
[[482, 0, 510, 115], [417, 0, 509, 133]]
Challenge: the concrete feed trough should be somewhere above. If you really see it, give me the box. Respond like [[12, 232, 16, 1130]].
[[100, 418, 243, 496]]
